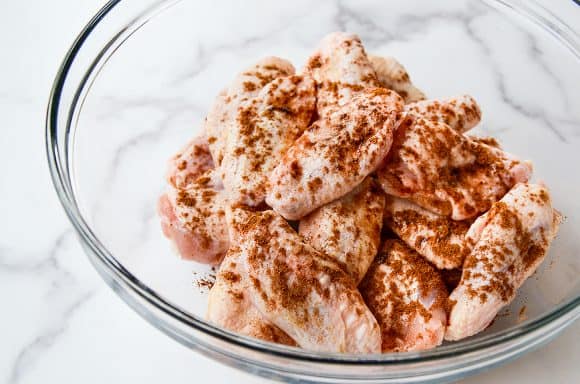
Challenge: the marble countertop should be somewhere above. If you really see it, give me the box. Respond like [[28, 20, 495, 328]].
[[1, 0, 579, 383]]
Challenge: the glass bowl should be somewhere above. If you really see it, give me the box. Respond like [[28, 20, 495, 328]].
[[46, 0, 580, 382]]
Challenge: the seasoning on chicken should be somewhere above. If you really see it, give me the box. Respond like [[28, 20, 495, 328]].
[[227, 205, 381, 353], [266, 88, 403, 220], [166, 135, 214, 189], [207, 252, 296, 346], [157, 30, 564, 354], [221, 74, 316, 206], [299, 178, 385, 283], [304, 32, 379, 118], [158, 170, 228, 265], [405, 95, 482, 133], [383, 195, 472, 269], [469, 136, 501, 148], [445, 183, 561, 341], [376, 116, 533, 220], [359, 239, 448, 352], [204, 57, 295, 168], [368, 55, 426, 104]]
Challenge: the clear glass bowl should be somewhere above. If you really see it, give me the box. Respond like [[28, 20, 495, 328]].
[[47, 0, 580, 382]]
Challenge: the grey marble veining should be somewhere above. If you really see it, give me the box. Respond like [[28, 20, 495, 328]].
[[1, 231, 97, 384], [8, 292, 94, 384]]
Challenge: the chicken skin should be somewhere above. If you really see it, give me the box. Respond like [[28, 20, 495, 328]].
[[304, 32, 379, 118], [266, 88, 403, 220], [446, 183, 561, 341], [220, 74, 316, 206], [158, 170, 228, 265], [207, 252, 296, 346], [204, 57, 295, 168], [383, 195, 472, 269], [368, 55, 426, 104], [299, 178, 385, 283], [359, 240, 448, 352], [405, 95, 482, 134], [469, 136, 501, 148], [227, 205, 381, 353], [376, 116, 532, 220], [166, 135, 214, 189]]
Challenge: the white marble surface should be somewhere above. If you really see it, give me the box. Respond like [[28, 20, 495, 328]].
[[1, 0, 579, 383]]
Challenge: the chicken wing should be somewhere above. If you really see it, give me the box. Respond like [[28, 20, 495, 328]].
[[207, 252, 296, 346], [266, 88, 403, 220], [220, 74, 316, 206], [166, 134, 214, 189], [445, 183, 561, 341], [405, 95, 482, 133], [359, 239, 448, 352], [204, 57, 295, 167], [299, 178, 385, 283], [304, 32, 379, 118], [368, 55, 426, 104], [376, 116, 532, 220], [227, 205, 381, 353], [383, 195, 472, 269], [158, 170, 228, 265]]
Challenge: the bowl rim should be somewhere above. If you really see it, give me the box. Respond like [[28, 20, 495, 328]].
[[46, 0, 580, 365]]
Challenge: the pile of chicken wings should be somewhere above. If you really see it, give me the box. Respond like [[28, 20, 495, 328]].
[[158, 32, 561, 353]]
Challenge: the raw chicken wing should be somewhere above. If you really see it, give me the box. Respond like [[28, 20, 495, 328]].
[[376, 116, 532, 220], [359, 239, 448, 352], [445, 183, 561, 340], [227, 205, 381, 353], [299, 178, 385, 283], [266, 88, 403, 220]]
